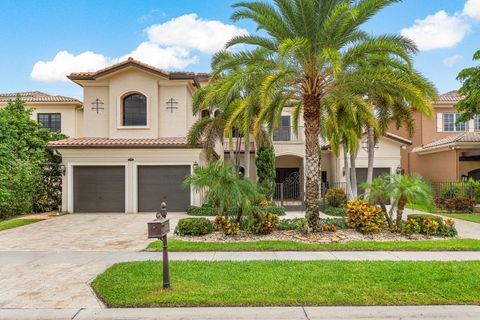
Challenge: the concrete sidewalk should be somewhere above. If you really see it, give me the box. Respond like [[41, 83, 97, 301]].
[[1, 306, 479, 320], [2, 250, 480, 265]]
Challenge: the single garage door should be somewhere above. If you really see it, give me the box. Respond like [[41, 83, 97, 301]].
[[74, 166, 125, 213], [355, 168, 391, 192], [138, 165, 191, 212]]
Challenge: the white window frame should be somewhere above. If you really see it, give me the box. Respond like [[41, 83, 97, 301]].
[[443, 113, 466, 132]]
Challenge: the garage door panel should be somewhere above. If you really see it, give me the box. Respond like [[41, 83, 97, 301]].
[[74, 166, 125, 213], [138, 166, 190, 212]]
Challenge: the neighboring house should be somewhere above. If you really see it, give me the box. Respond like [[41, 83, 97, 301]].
[[36, 58, 408, 213], [0, 91, 82, 137], [389, 90, 480, 183]]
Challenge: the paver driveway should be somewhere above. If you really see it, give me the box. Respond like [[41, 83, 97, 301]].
[[0, 212, 186, 309], [0, 212, 188, 251]]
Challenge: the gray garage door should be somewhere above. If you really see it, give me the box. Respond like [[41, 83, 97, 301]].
[[138, 165, 191, 212], [74, 166, 125, 213], [356, 168, 391, 192]]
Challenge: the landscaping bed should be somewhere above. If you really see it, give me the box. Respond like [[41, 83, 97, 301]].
[[93, 260, 480, 307]]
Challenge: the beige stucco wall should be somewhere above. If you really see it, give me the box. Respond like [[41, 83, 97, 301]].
[[59, 148, 205, 213], [80, 68, 199, 139], [459, 160, 480, 178], [333, 137, 401, 183]]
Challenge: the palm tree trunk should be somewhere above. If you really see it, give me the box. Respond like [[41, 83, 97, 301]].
[[366, 125, 375, 185], [396, 195, 407, 228], [343, 145, 353, 200], [378, 198, 391, 227], [228, 136, 234, 164], [303, 93, 321, 230], [350, 147, 358, 198], [244, 137, 250, 178]]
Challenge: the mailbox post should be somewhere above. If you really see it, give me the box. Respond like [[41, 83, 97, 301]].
[[147, 202, 170, 289]]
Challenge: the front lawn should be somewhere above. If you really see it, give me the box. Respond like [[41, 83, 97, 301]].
[[93, 260, 480, 307], [0, 218, 44, 231], [441, 213, 480, 224], [148, 238, 480, 251]]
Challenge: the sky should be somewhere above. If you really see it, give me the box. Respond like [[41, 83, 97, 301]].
[[0, 0, 479, 100]]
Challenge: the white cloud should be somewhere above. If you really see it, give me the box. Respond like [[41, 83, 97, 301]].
[[443, 54, 463, 67], [119, 42, 198, 69], [463, 0, 480, 20], [31, 13, 246, 82], [31, 51, 112, 82], [146, 13, 248, 53], [401, 10, 470, 51]]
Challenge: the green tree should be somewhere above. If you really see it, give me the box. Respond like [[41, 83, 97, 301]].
[[225, 0, 424, 229], [0, 96, 65, 218], [455, 50, 480, 123], [255, 142, 276, 199]]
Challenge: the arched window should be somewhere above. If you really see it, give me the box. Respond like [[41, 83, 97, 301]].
[[123, 93, 147, 126]]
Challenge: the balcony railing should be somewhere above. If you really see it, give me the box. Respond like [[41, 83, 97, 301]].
[[272, 126, 304, 142]]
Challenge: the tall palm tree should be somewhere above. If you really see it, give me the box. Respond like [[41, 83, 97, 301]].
[[225, 0, 424, 229]]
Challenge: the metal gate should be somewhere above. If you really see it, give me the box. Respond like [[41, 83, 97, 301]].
[[274, 171, 305, 210]]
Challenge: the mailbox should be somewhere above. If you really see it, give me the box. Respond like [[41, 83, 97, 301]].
[[148, 217, 170, 238], [147, 202, 170, 289]]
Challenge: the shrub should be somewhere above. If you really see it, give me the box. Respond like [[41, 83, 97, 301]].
[[423, 217, 440, 236], [346, 199, 385, 234], [320, 217, 348, 230], [249, 211, 279, 235], [443, 218, 458, 237], [186, 204, 217, 216], [401, 218, 421, 236], [278, 218, 306, 230], [174, 218, 214, 236], [443, 197, 475, 213], [324, 206, 346, 217], [260, 204, 286, 216], [321, 224, 336, 232], [407, 214, 444, 235], [215, 216, 240, 236], [325, 188, 347, 207]]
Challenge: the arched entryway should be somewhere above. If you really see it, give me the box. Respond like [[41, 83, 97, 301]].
[[274, 155, 304, 208]]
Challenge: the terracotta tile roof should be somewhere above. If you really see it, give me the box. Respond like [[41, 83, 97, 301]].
[[385, 132, 412, 145], [0, 91, 81, 104], [437, 90, 463, 103], [413, 132, 480, 153], [68, 57, 210, 85], [49, 137, 196, 148]]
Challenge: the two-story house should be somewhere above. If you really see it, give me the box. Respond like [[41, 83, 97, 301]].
[[390, 90, 480, 182], [3, 58, 408, 213]]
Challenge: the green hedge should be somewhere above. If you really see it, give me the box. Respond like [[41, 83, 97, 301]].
[[324, 207, 346, 217], [174, 218, 214, 236], [186, 204, 217, 216]]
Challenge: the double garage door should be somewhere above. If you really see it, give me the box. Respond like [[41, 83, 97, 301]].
[[73, 165, 190, 213]]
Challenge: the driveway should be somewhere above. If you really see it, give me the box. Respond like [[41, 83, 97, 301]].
[[0, 212, 188, 251], [0, 212, 187, 309]]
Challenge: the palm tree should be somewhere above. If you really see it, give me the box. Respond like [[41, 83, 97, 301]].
[[361, 175, 392, 226], [386, 174, 433, 228], [184, 161, 259, 221], [226, 0, 423, 229]]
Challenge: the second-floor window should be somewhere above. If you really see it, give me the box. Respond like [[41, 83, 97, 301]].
[[443, 113, 465, 132], [123, 93, 147, 126], [38, 113, 61, 132], [475, 115, 480, 130]]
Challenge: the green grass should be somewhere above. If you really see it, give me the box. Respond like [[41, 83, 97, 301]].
[[441, 213, 480, 224], [148, 238, 480, 252], [0, 218, 44, 231], [92, 260, 480, 307], [406, 203, 442, 213]]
